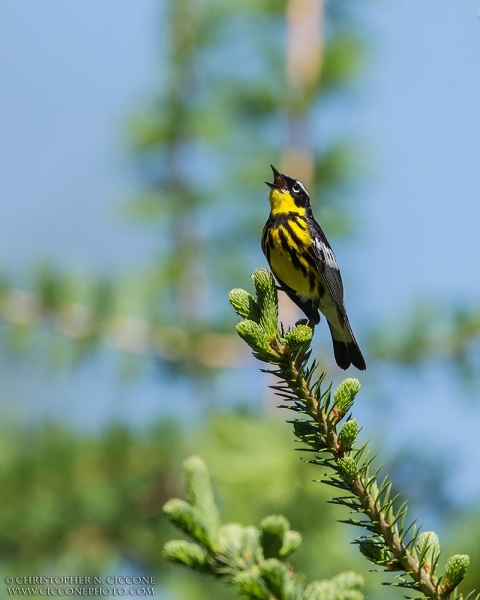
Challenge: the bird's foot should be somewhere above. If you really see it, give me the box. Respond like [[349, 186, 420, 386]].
[[295, 317, 317, 329]]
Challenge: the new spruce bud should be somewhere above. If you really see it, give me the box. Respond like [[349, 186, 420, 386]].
[[259, 515, 288, 559], [416, 531, 441, 572], [183, 456, 221, 550], [280, 530, 302, 558], [368, 480, 379, 502], [233, 569, 270, 600], [259, 515, 302, 559], [229, 288, 260, 322], [163, 499, 210, 547], [184, 456, 215, 513], [337, 456, 358, 486], [338, 419, 359, 449], [333, 378, 361, 415], [251, 269, 278, 339], [259, 559, 288, 597], [443, 554, 470, 591], [284, 324, 313, 352], [236, 320, 270, 353], [218, 523, 262, 568], [163, 540, 210, 572]]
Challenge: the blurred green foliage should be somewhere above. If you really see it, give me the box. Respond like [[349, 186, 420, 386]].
[[163, 456, 365, 600], [0, 414, 373, 597]]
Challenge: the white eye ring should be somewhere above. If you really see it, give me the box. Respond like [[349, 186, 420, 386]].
[[292, 183, 301, 193]]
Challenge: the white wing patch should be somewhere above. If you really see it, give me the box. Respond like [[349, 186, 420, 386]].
[[313, 238, 339, 270]]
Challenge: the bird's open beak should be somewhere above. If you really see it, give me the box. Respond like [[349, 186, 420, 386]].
[[265, 164, 286, 189]]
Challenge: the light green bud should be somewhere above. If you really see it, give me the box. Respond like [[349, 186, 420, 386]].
[[163, 498, 209, 547], [416, 531, 441, 571], [229, 288, 259, 322], [259, 558, 287, 595], [338, 419, 360, 449], [236, 320, 270, 352], [333, 378, 361, 413], [251, 268, 276, 298], [337, 456, 358, 486], [251, 269, 278, 339], [444, 554, 470, 589], [259, 514, 302, 559], [233, 569, 270, 600], [183, 456, 220, 550], [163, 540, 210, 571], [259, 514, 288, 559], [279, 530, 302, 558], [284, 324, 313, 351]]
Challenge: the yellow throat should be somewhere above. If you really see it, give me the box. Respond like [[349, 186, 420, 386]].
[[268, 188, 306, 216]]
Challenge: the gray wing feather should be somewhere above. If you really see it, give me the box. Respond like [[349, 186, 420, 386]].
[[308, 221, 346, 317]]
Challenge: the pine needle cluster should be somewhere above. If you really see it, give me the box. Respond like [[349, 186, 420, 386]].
[[227, 269, 475, 600]]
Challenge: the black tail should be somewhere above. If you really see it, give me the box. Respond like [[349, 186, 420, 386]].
[[347, 339, 366, 371], [328, 323, 366, 371], [331, 336, 351, 370]]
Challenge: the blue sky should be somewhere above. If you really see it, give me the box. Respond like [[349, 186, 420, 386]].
[[355, 0, 480, 314], [0, 0, 480, 510], [0, 1, 160, 273], [1, 1, 479, 298]]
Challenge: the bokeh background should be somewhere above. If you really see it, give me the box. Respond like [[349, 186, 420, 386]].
[[1, 0, 480, 598]]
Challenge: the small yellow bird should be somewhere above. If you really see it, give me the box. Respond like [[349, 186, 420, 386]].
[[262, 165, 366, 370]]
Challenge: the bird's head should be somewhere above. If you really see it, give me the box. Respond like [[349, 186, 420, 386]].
[[265, 165, 311, 215]]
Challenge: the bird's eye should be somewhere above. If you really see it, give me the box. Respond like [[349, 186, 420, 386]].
[[292, 183, 301, 193]]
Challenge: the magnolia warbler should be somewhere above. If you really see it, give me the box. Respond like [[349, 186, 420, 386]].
[[262, 165, 366, 371]]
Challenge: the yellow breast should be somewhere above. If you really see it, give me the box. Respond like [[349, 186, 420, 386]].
[[266, 220, 319, 299]]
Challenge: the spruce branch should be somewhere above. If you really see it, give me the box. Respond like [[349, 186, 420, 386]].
[[228, 269, 476, 600], [163, 455, 364, 600]]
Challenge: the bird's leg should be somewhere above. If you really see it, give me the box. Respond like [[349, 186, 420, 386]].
[[295, 317, 318, 329]]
